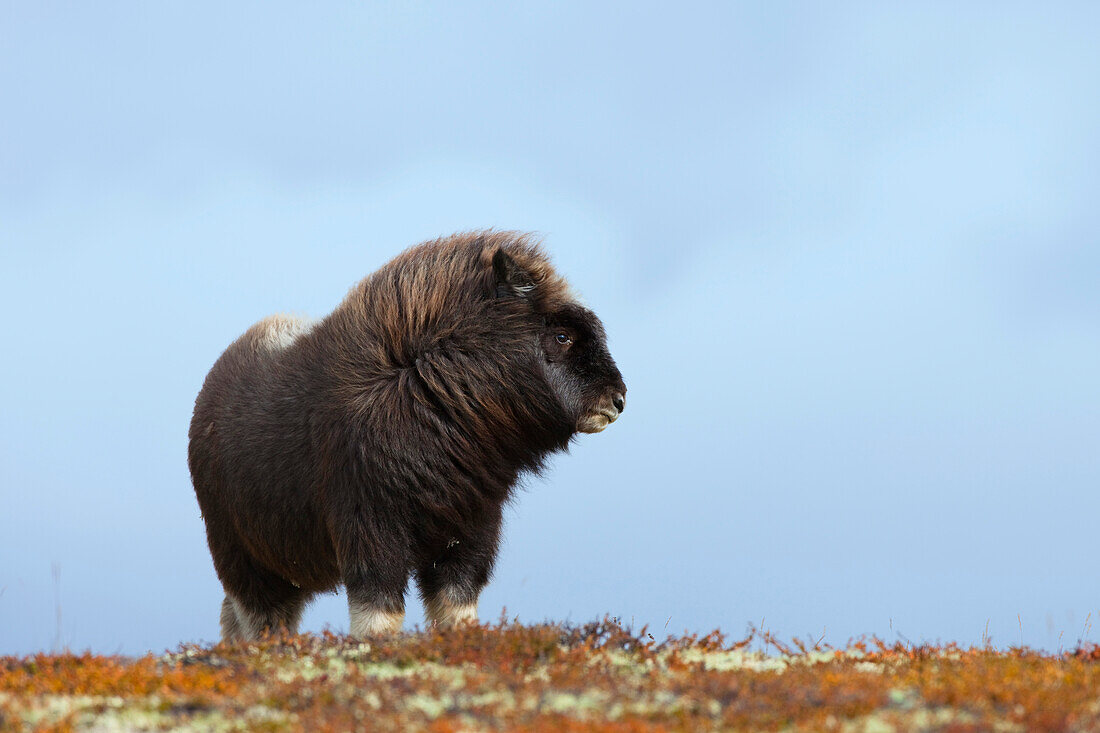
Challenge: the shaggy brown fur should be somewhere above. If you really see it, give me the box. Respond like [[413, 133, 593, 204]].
[[188, 231, 626, 640]]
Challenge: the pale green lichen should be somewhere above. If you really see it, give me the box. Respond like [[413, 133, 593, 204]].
[[5, 693, 293, 733], [672, 648, 789, 672], [838, 705, 1022, 733], [82, 703, 293, 732], [534, 690, 608, 717], [402, 693, 450, 718]]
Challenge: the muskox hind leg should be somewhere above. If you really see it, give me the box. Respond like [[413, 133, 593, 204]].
[[211, 546, 308, 642], [219, 592, 307, 643], [203, 511, 308, 642]]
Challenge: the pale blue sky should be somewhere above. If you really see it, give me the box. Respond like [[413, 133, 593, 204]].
[[2, 2, 1099, 654]]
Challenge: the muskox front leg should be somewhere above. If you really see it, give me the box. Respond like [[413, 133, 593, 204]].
[[337, 522, 410, 638], [416, 506, 502, 628]]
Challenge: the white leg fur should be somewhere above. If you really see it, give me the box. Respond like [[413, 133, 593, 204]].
[[349, 599, 405, 638], [425, 590, 479, 628], [221, 596, 267, 642], [220, 596, 243, 642], [220, 595, 303, 642]]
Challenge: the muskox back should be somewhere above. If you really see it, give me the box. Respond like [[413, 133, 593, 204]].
[[188, 231, 626, 641]]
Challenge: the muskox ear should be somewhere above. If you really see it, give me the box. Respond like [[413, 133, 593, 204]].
[[492, 249, 535, 298]]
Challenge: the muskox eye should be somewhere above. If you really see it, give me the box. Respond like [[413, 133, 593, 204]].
[[555, 333, 572, 346]]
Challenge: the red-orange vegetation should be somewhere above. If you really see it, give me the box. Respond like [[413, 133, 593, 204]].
[[0, 652, 243, 699], [1, 622, 1099, 732]]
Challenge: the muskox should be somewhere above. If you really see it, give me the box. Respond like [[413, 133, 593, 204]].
[[188, 231, 626, 641]]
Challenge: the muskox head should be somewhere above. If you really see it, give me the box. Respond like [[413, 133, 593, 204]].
[[492, 248, 627, 435]]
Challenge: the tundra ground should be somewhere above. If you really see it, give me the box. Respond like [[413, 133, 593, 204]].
[[2, 619, 1099, 732]]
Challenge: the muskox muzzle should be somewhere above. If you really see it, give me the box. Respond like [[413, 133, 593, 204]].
[[577, 387, 627, 434]]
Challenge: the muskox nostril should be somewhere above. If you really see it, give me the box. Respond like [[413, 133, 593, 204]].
[[612, 392, 625, 413]]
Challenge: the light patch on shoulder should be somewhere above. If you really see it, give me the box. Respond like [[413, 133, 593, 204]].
[[254, 314, 315, 352]]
